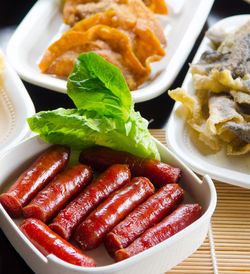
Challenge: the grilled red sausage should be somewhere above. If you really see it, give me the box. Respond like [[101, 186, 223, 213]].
[[49, 164, 131, 240], [20, 218, 96, 267], [105, 184, 184, 255], [23, 164, 92, 223], [115, 204, 202, 261], [74, 177, 155, 250], [0, 145, 70, 217], [79, 146, 181, 187]]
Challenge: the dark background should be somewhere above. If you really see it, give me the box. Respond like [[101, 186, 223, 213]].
[[0, 0, 249, 273]]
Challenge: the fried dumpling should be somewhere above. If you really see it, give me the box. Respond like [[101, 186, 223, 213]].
[[39, 25, 151, 90], [142, 0, 167, 14], [63, 0, 166, 45], [63, 0, 167, 25], [71, 10, 165, 65]]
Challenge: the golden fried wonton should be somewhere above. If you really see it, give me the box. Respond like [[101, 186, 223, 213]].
[[39, 25, 152, 90], [40, 0, 167, 90], [142, 0, 167, 14], [63, 0, 168, 25], [71, 10, 165, 66], [63, 0, 166, 46]]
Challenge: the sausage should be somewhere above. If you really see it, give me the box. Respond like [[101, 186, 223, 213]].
[[115, 204, 202, 261], [23, 164, 92, 223], [105, 184, 184, 255], [74, 177, 155, 250], [19, 218, 96, 267], [79, 146, 181, 188], [49, 164, 131, 240], [0, 145, 70, 218]]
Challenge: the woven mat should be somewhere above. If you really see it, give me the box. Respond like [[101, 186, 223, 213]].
[[150, 129, 250, 274]]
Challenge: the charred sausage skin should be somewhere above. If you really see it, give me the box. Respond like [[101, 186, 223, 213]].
[[23, 164, 92, 223], [49, 164, 131, 240], [105, 183, 184, 255], [20, 218, 96, 267], [74, 177, 155, 250], [0, 145, 70, 217], [115, 204, 202, 261], [79, 146, 181, 188]]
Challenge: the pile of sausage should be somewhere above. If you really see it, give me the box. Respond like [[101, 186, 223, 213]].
[[0, 145, 202, 267]]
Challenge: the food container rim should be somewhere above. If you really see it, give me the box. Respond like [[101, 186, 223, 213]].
[[0, 50, 35, 155]]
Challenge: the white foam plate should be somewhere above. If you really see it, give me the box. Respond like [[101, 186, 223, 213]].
[[0, 53, 35, 155], [166, 15, 250, 189], [0, 135, 217, 274], [6, 0, 214, 103]]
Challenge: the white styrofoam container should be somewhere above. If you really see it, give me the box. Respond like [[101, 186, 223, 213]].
[[6, 0, 214, 103], [166, 15, 250, 189], [0, 135, 217, 274], [0, 52, 35, 155]]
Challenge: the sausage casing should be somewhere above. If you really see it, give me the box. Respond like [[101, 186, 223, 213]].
[[0, 145, 70, 217], [79, 146, 181, 187], [23, 164, 92, 223], [20, 218, 96, 267], [74, 177, 155, 250], [49, 164, 131, 240], [105, 184, 184, 255], [115, 204, 202, 261]]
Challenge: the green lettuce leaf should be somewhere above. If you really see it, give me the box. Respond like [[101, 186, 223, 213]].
[[67, 52, 131, 121], [27, 53, 160, 160]]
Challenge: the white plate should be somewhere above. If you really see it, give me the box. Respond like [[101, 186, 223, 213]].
[[6, 0, 214, 103], [166, 15, 250, 189], [0, 53, 35, 155], [0, 135, 217, 274]]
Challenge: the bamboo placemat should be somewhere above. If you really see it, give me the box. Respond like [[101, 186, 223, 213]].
[[150, 129, 250, 274]]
